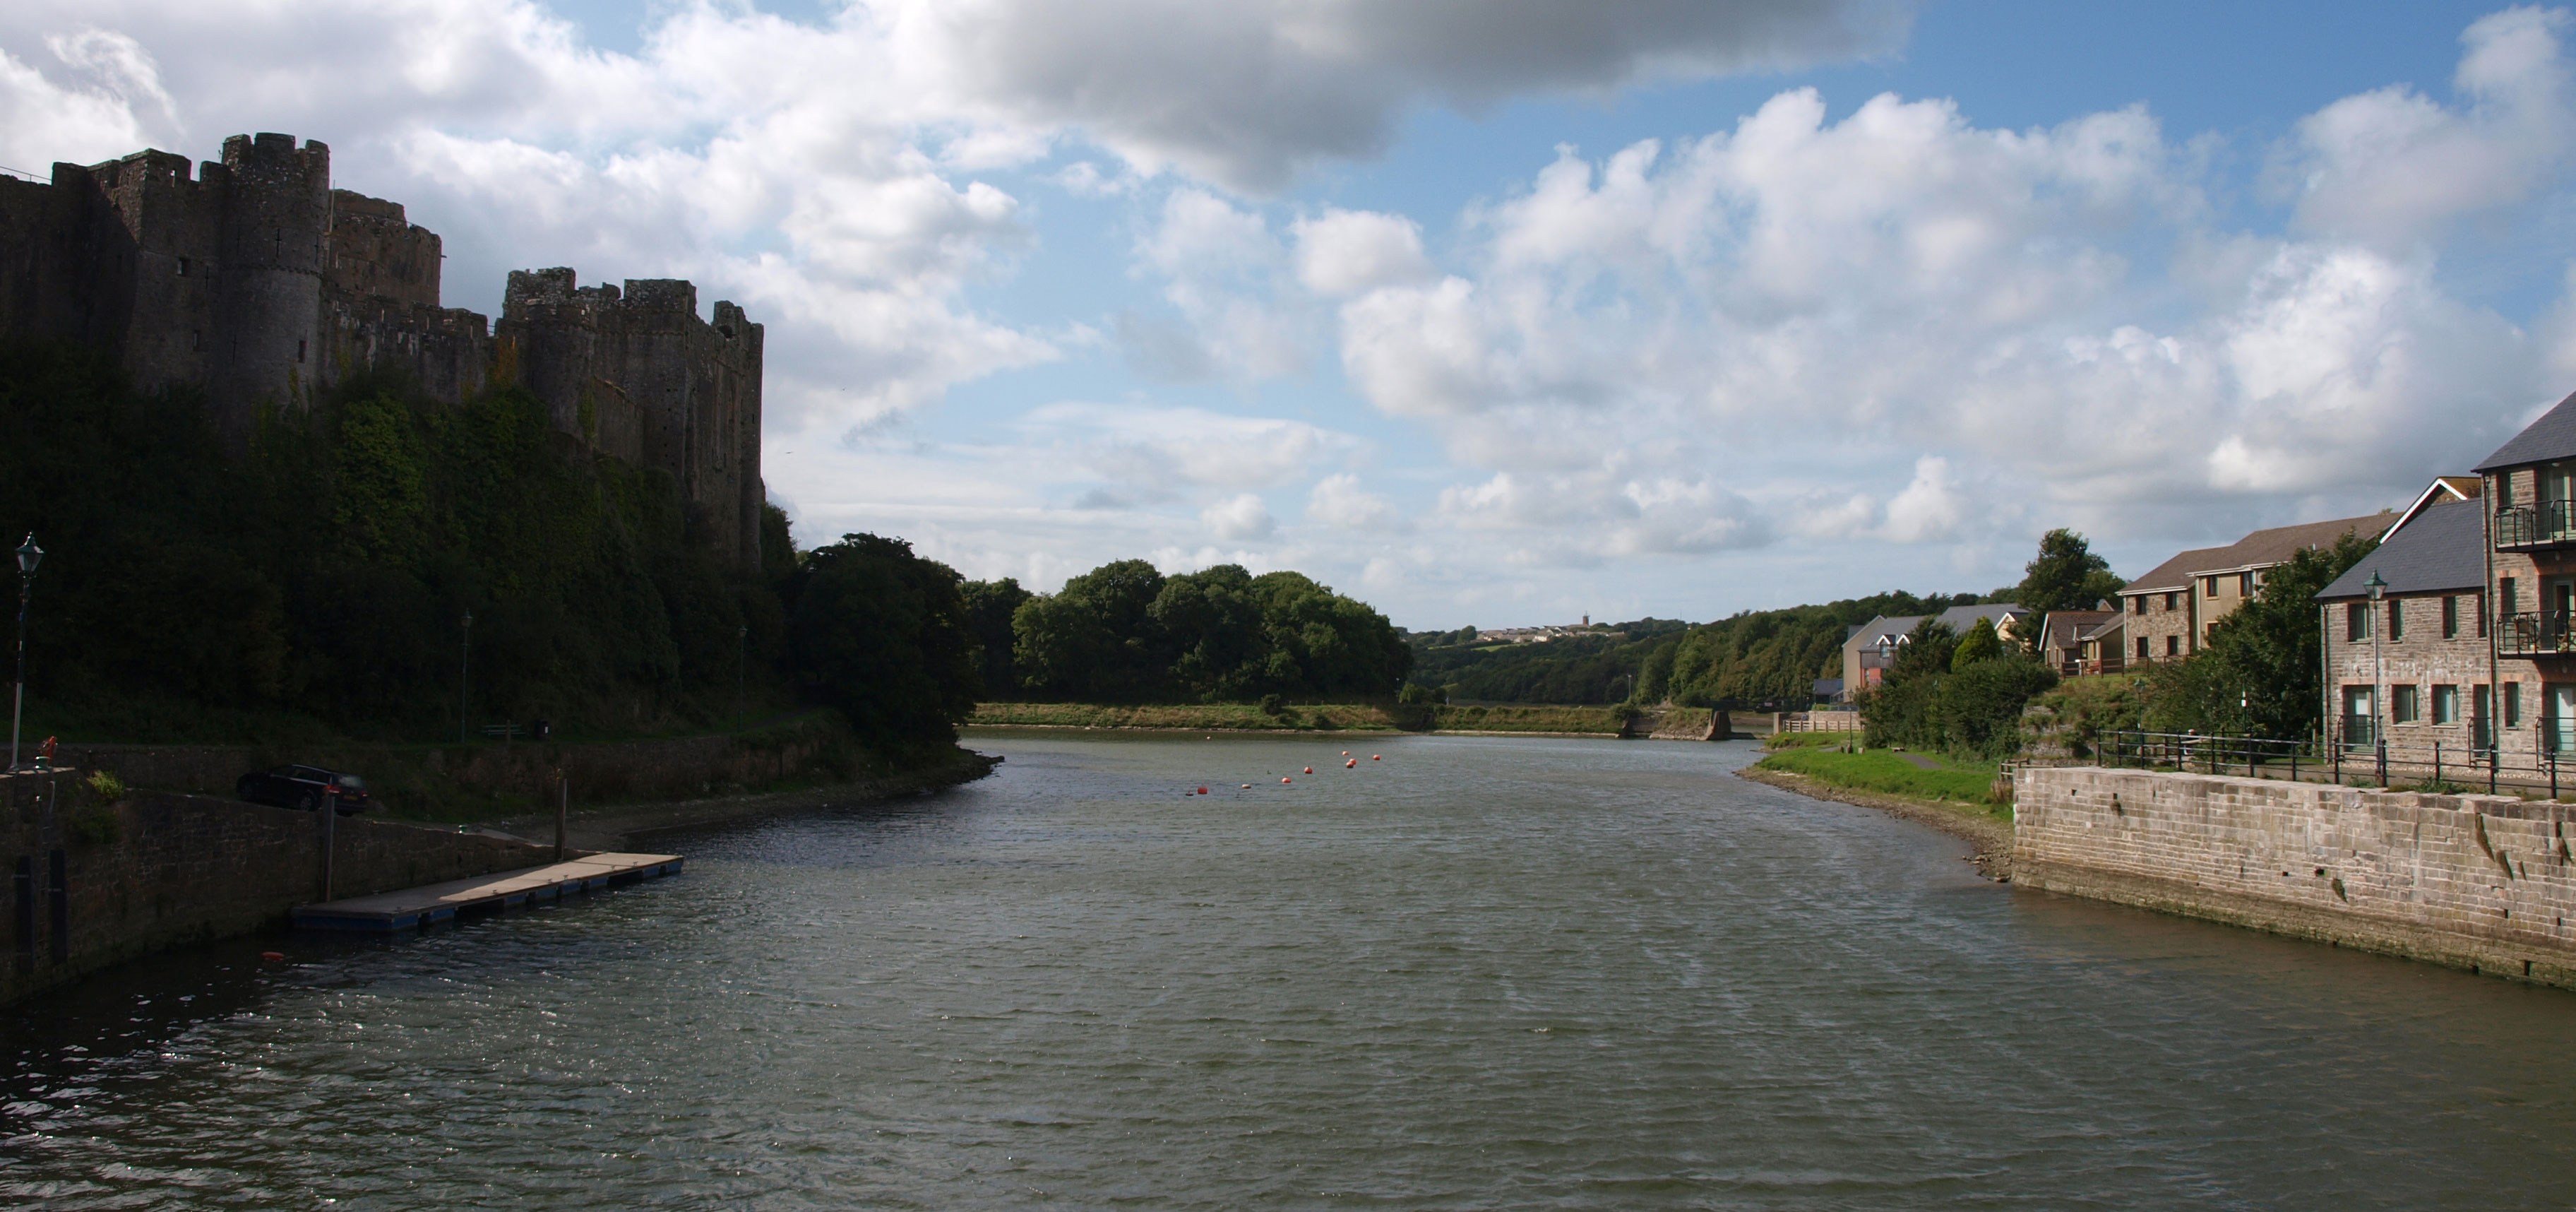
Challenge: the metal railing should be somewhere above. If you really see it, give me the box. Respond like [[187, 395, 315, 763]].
[[2494, 499, 2576, 549], [2496, 610, 2576, 655], [2097, 730, 2573, 796], [2056, 656, 2127, 677]]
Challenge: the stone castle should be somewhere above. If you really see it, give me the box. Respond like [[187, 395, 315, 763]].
[[0, 133, 764, 571]]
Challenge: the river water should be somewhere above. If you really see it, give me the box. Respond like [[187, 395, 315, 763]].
[[4, 732, 2575, 1209]]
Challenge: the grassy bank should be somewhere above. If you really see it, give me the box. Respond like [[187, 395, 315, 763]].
[[970, 702, 1405, 732], [1752, 736, 2008, 821], [968, 701, 1630, 735], [1431, 704, 1626, 734]]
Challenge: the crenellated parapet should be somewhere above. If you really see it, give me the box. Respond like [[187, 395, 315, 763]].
[[0, 133, 765, 573]]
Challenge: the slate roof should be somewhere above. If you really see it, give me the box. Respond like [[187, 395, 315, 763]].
[[1847, 604, 2032, 650], [2037, 609, 2117, 653], [2315, 499, 2486, 600], [2124, 514, 2387, 594], [2476, 388, 2576, 472]]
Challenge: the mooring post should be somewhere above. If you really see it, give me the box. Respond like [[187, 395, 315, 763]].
[[2434, 742, 2442, 788], [2377, 737, 2387, 788], [321, 785, 337, 903], [555, 771, 568, 862]]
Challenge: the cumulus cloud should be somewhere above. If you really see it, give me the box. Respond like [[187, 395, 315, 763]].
[[1294, 208, 1436, 295], [888, 0, 1913, 191], [1306, 473, 1410, 531], [1201, 493, 1277, 540], [1328, 25, 2568, 560], [1018, 402, 1367, 492], [2282, 6, 2575, 248]]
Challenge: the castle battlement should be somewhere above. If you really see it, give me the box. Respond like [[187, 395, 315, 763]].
[[0, 133, 765, 573]]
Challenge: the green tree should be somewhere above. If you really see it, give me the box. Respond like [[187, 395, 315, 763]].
[[1951, 616, 2002, 669], [2016, 528, 2126, 612], [2142, 531, 2377, 739], [960, 577, 1033, 698], [784, 533, 979, 744]]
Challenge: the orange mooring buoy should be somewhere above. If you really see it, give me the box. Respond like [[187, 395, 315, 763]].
[[1372, 754, 1381, 761], [1282, 776, 1293, 783], [1303, 766, 1313, 774], [1241, 784, 1252, 789], [1346, 759, 1356, 768], [260, 951, 285, 962], [1197, 786, 1209, 795]]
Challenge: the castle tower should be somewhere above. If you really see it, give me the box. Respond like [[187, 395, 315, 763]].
[[210, 133, 330, 443]]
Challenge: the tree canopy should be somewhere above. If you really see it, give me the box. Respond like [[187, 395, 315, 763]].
[[2015, 528, 2126, 612], [1000, 562, 1409, 703], [2141, 530, 2377, 739]]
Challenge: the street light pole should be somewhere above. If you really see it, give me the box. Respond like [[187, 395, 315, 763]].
[[459, 611, 474, 745], [2366, 571, 2387, 784], [10, 535, 41, 773]]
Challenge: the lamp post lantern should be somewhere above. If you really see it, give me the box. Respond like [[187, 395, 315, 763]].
[[459, 611, 474, 745], [10, 534, 40, 773]]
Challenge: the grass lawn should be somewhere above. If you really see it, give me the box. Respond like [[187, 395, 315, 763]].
[[1753, 743, 2007, 819]]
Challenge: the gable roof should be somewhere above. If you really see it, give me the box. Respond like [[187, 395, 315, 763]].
[[2315, 499, 2486, 601], [2476, 388, 2576, 473], [1846, 604, 2030, 651], [2124, 514, 2387, 594], [2037, 609, 2117, 652], [2383, 476, 2481, 537]]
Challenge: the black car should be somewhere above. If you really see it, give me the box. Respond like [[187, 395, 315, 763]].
[[237, 765, 370, 814]]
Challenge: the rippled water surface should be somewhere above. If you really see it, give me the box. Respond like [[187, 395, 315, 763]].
[[6, 732, 2576, 1209]]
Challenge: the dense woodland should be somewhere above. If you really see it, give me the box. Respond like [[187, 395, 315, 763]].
[[0, 341, 974, 751], [966, 561, 1411, 705]]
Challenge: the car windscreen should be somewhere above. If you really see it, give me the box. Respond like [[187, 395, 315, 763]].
[[335, 775, 366, 790]]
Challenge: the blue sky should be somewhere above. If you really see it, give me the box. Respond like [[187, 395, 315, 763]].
[[4, 0, 2568, 629]]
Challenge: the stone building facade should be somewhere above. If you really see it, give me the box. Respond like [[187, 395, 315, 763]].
[[0, 133, 763, 571], [2120, 513, 2389, 665], [2476, 391, 2576, 764], [2316, 498, 2488, 756]]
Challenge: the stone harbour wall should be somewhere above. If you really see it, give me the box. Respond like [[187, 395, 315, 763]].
[[2012, 766, 2576, 988], [0, 770, 555, 1006]]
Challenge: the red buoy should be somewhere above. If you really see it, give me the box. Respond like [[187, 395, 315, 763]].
[[1303, 766, 1313, 774], [1282, 776, 1293, 783], [260, 951, 285, 962], [1346, 759, 1356, 768], [1372, 754, 1381, 761], [1197, 786, 1209, 795]]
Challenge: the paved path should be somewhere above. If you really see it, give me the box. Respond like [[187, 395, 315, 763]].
[[1896, 752, 1942, 771]]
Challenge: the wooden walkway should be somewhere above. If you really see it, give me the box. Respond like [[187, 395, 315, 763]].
[[291, 852, 685, 932]]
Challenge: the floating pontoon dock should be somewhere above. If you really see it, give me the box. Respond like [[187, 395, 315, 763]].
[[291, 852, 684, 931]]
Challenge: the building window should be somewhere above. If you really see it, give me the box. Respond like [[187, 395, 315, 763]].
[[2476, 593, 2486, 638], [2164, 591, 2178, 612], [2133, 596, 2146, 616], [2498, 470, 2516, 508], [2166, 635, 2180, 657], [176, 256, 189, 277], [2392, 684, 2419, 724], [2442, 595, 2458, 638], [2507, 682, 2522, 728], [2503, 577, 2519, 617], [2238, 571, 2255, 596], [296, 338, 306, 363], [2203, 576, 2219, 597], [2204, 622, 2217, 642], [2347, 601, 2371, 641], [2344, 686, 2375, 744], [2135, 636, 2149, 660], [2433, 684, 2459, 725], [2387, 600, 2404, 642]]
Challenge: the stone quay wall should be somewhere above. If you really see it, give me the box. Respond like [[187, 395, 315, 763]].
[[1, 769, 555, 1006], [2012, 766, 2576, 987]]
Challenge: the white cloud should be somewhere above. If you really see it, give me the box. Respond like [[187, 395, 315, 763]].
[[1882, 456, 1965, 543], [1018, 402, 1367, 492], [1201, 493, 1277, 540], [2282, 6, 2575, 248], [1306, 473, 1410, 530], [1294, 208, 1436, 295]]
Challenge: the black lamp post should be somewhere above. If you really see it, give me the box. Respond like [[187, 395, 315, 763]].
[[10, 533, 39, 773]]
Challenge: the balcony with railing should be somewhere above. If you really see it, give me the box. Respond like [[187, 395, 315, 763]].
[[2498, 610, 2576, 655], [2496, 499, 2576, 549]]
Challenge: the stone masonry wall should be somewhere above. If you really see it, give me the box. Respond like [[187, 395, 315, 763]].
[[0, 769, 555, 1006], [2013, 766, 2576, 987]]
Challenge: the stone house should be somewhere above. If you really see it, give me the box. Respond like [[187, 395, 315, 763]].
[[2035, 607, 2123, 675], [1840, 603, 2032, 696], [2120, 513, 2388, 665], [2315, 497, 2488, 754], [2476, 391, 2576, 761]]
